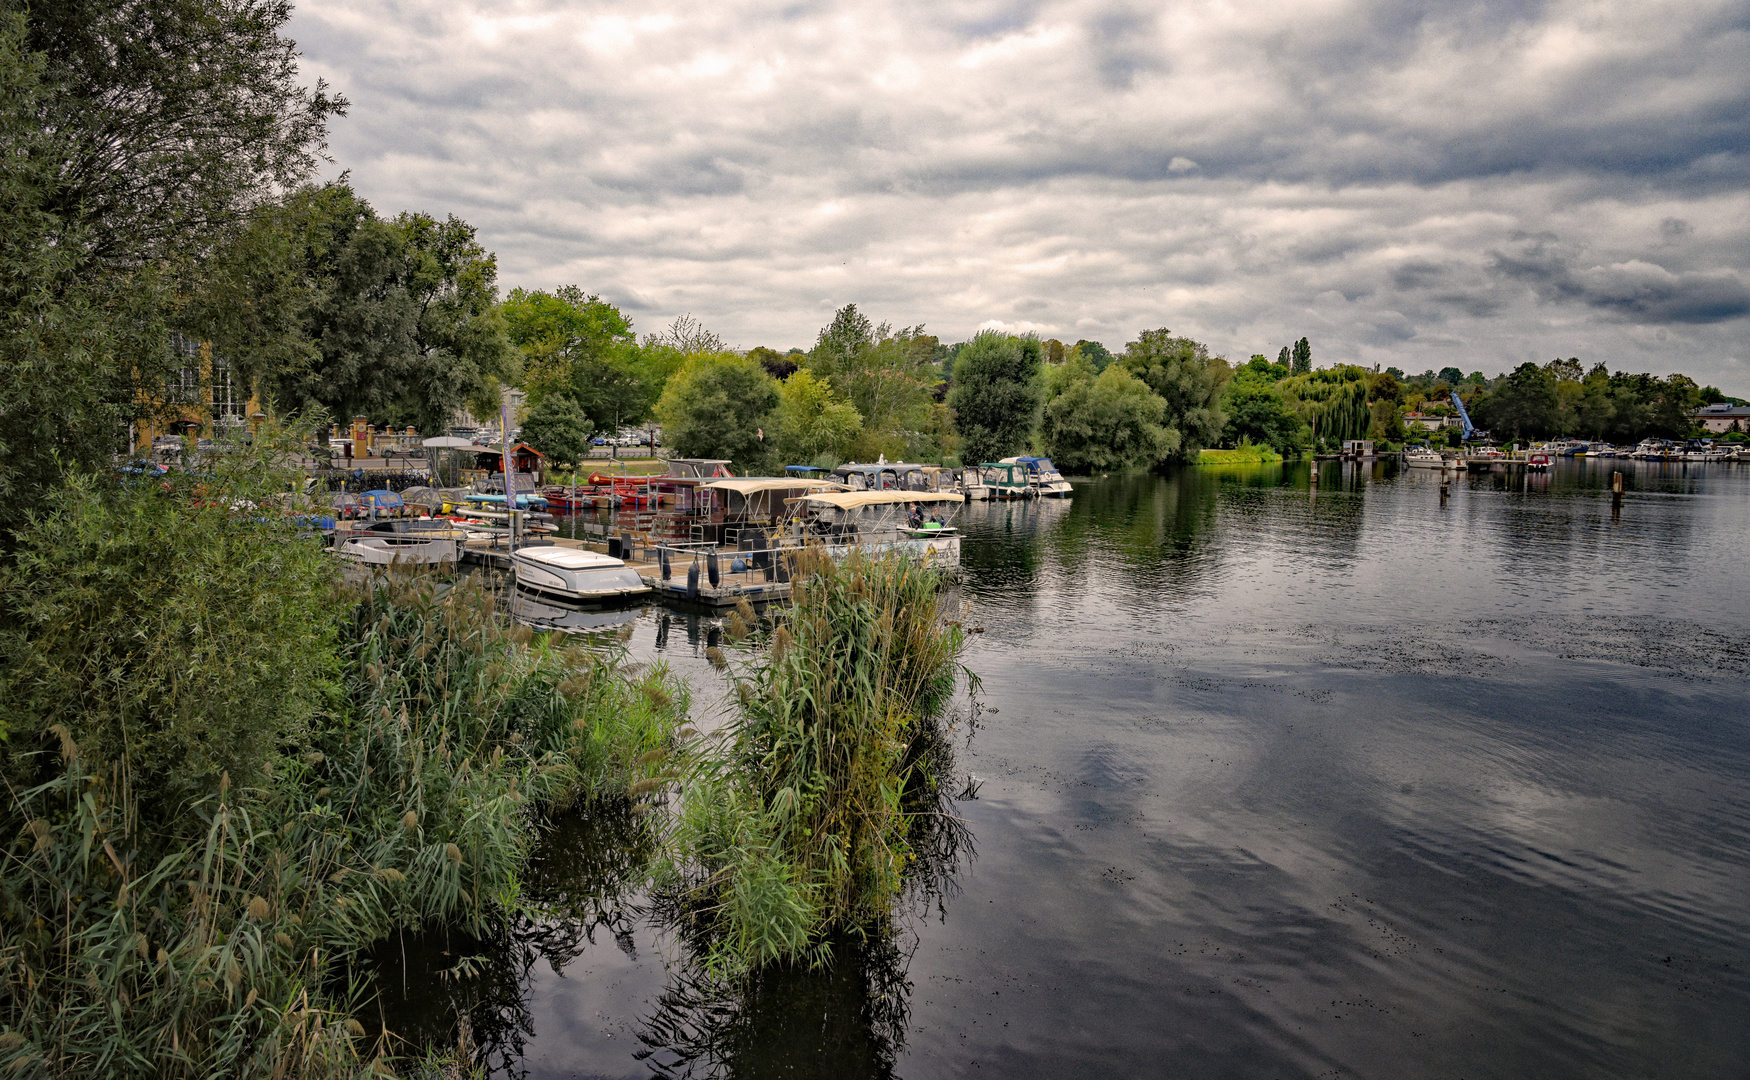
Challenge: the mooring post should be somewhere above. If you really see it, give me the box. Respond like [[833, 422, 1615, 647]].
[[1612, 470, 1624, 515]]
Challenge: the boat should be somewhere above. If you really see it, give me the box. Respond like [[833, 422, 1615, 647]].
[[1403, 446, 1447, 468], [335, 532, 461, 566], [964, 461, 1034, 500], [357, 489, 407, 519], [796, 490, 963, 567], [512, 546, 651, 602], [1465, 446, 1507, 469], [1000, 456, 1073, 496], [1526, 452, 1551, 471]]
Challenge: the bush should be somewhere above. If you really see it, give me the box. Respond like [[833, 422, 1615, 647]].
[[659, 552, 972, 973], [1, 533, 686, 1076]]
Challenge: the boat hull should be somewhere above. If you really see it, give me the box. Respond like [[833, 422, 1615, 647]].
[[337, 536, 459, 566]]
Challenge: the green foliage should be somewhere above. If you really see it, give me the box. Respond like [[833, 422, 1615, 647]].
[[501, 286, 649, 436], [1116, 330, 1230, 463], [773, 369, 863, 464], [1291, 337, 1312, 375], [1072, 339, 1113, 371], [1277, 365, 1372, 443], [1221, 369, 1308, 456], [15, 0, 344, 274], [1041, 364, 1179, 472], [806, 307, 944, 461], [0, 567, 687, 1078], [1472, 362, 1557, 440], [947, 331, 1043, 464], [203, 183, 518, 437], [519, 395, 593, 468], [0, 421, 340, 807], [655, 354, 781, 471], [661, 553, 970, 973], [1438, 366, 1465, 385], [0, 3, 337, 539]]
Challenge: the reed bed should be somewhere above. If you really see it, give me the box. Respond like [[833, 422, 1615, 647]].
[[658, 549, 973, 972], [0, 571, 686, 1078]]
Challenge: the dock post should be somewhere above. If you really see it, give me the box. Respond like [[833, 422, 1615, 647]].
[[1612, 470, 1623, 516]]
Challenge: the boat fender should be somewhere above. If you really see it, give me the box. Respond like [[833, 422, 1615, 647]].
[[686, 560, 699, 600], [706, 552, 720, 587], [658, 546, 672, 580], [731, 557, 747, 573]]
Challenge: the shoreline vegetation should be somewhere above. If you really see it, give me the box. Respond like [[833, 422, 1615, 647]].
[[0, 429, 972, 1077]]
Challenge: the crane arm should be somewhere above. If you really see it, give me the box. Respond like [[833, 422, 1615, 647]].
[[1450, 389, 1477, 441]]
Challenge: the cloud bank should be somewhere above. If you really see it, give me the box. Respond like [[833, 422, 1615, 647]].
[[289, 0, 1750, 387]]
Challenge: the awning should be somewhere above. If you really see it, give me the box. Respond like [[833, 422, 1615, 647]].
[[703, 478, 849, 496], [803, 490, 963, 510], [421, 436, 474, 448]]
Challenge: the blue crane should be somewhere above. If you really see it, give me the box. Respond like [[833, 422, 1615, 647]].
[[1449, 389, 1482, 441]]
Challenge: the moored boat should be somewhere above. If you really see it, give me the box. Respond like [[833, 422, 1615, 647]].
[[512, 546, 651, 602]]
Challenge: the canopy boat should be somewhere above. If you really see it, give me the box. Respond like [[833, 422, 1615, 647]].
[[1403, 446, 1447, 468], [357, 489, 407, 519], [512, 546, 651, 602], [797, 490, 963, 567], [964, 462, 1034, 500], [1526, 452, 1551, 471], [1001, 456, 1073, 496]]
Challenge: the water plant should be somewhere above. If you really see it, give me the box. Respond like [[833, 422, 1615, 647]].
[[658, 549, 975, 973], [0, 447, 687, 1077]]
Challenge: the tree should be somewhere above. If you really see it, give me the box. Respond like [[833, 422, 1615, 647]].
[[654, 353, 779, 471], [1438, 366, 1465, 385], [1291, 337, 1312, 375], [946, 331, 1043, 464], [1042, 364, 1178, 472], [806, 306, 941, 460], [0, 2, 340, 535], [1073, 339, 1113, 371], [1117, 329, 1231, 463], [214, 184, 517, 438], [500, 285, 650, 438], [1277, 346, 1292, 369], [1222, 370, 1308, 455], [749, 346, 798, 380], [501, 285, 633, 398], [773, 369, 862, 465], [519, 394, 592, 469], [1473, 362, 1557, 441], [17, 0, 345, 274]]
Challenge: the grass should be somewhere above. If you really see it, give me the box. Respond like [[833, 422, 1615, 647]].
[[656, 548, 975, 974], [0, 572, 687, 1078], [1197, 444, 1284, 464]]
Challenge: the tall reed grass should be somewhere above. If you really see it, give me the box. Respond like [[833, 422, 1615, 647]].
[[658, 549, 974, 973], [0, 571, 687, 1078]]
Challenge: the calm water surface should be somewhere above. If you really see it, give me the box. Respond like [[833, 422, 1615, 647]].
[[382, 459, 1750, 1079]]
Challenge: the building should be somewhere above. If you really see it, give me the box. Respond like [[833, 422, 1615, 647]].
[[1694, 404, 1750, 433], [132, 335, 259, 454]]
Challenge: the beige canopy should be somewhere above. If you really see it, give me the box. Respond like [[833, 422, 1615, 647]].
[[803, 490, 963, 510], [702, 478, 848, 496]]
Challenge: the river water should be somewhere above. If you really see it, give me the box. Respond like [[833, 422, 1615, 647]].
[[382, 459, 1750, 1079]]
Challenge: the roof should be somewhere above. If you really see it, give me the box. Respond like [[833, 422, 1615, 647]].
[[834, 462, 928, 474], [1695, 405, 1750, 416], [803, 490, 964, 510], [702, 478, 849, 495], [422, 436, 473, 448]]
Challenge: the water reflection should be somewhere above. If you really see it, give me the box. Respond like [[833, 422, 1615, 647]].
[[378, 461, 1749, 1078]]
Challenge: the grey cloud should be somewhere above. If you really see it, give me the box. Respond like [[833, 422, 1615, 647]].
[[288, 0, 1750, 389], [1493, 235, 1750, 324]]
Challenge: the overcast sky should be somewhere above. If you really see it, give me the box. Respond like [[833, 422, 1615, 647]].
[[289, 0, 1750, 389]]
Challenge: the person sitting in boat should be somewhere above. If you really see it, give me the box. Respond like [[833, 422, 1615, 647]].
[[927, 507, 944, 527], [907, 503, 924, 529]]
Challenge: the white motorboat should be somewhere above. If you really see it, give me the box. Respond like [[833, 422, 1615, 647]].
[[1000, 456, 1074, 497], [336, 534, 461, 566], [512, 546, 651, 602], [1403, 447, 1447, 468]]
